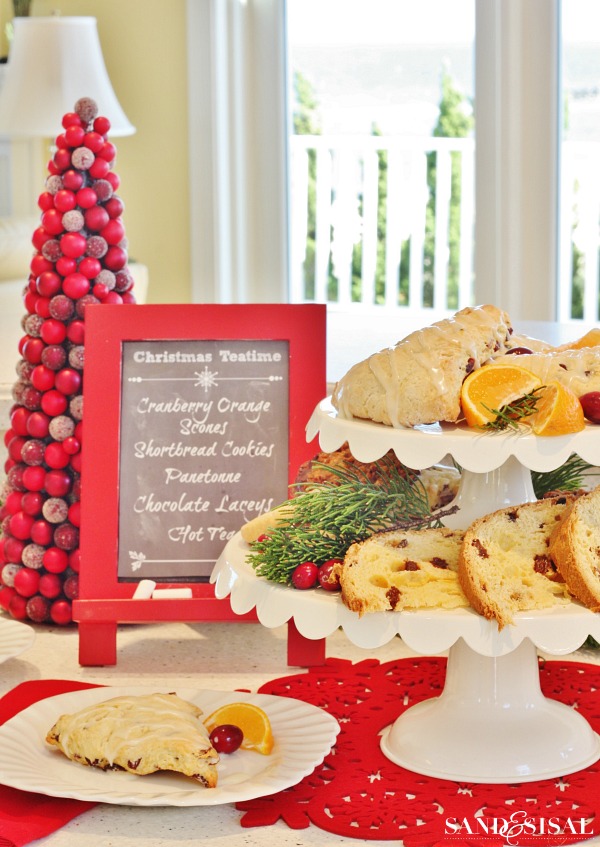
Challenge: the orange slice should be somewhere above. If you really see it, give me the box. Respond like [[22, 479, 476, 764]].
[[204, 702, 274, 755], [460, 364, 542, 428], [527, 382, 585, 436]]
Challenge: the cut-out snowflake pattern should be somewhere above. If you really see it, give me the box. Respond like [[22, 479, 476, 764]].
[[129, 551, 146, 571]]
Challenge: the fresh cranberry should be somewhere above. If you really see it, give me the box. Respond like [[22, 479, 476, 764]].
[[291, 561, 319, 590], [209, 724, 243, 754], [318, 559, 342, 591]]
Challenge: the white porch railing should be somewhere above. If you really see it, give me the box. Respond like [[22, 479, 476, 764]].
[[289, 134, 600, 322]]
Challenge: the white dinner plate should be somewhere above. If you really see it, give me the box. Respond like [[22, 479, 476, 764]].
[[0, 685, 340, 806], [0, 614, 35, 663]]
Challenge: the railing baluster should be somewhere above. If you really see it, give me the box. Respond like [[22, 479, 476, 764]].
[[458, 147, 474, 307], [408, 150, 428, 308], [384, 148, 402, 308], [314, 145, 332, 303], [289, 144, 309, 303], [360, 149, 379, 306], [433, 148, 451, 311]]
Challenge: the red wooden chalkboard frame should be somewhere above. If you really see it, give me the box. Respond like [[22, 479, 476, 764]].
[[73, 303, 327, 666]]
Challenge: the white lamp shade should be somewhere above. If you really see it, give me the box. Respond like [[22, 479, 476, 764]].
[[0, 16, 135, 138]]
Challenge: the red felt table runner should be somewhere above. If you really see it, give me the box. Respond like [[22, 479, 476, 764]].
[[2, 658, 600, 846]]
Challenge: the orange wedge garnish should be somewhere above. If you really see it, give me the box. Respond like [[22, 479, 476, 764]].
[[204, 702, 274, 755], [460, 364, 542, 428], [528, 382, 585, 436]]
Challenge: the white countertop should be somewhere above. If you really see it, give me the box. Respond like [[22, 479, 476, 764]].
[[3, 617, 600, 847]]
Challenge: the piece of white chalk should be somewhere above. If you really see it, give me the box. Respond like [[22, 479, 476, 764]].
[[132, 579, 156, 599], [151, 588, 193, 599]]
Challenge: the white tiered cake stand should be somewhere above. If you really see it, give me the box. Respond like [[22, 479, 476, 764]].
[[212, 397, 600, 784]]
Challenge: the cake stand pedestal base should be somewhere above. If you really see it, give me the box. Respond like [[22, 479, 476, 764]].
[[380, 636, 600, 783]]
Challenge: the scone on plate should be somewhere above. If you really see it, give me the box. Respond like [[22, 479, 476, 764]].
[[339, 527, 467, 615], [46, 692, 220, 787], [549, 485, 600, 611], [458, 496, 575, 629]]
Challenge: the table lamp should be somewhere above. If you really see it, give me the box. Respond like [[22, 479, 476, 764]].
[[0, 16, 135, 138]]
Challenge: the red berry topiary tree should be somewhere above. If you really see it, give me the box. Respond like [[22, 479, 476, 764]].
[[0, 97, 136, 625]]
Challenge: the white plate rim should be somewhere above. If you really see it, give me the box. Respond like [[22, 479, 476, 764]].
[[0, 685, 340, 806], [0, 614, 35, 664]]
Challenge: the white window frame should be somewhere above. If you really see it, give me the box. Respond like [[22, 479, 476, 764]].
[[187, 0, 561, 320]]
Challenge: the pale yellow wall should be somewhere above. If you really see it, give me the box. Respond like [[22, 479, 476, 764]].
[[5, 0, 191, 304]]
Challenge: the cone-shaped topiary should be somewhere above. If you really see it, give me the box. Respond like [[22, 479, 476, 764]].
[[0, 97, 136, 625]]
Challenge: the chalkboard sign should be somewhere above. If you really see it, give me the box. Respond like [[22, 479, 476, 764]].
[[118, 338, 290, 581], [74, 304, 327, 666]]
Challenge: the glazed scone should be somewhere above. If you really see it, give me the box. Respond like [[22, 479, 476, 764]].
[[339, 527, 467, 615], [549, 485, 600, 611], [491, 347, 600, 398], [331, 304, 513, 427], [458, 496, 575, 629], [46, 692, 219, 787]]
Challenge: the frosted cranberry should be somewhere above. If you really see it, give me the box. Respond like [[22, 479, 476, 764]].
[[44, 469, 71, 497], [45, 442, 71, 469], [14, 567, 40, 597], [43, 547, 69, 573], [41, 209, 64, 236], [41, 345, 67, 370], [21, 438, 46, 466], [78, 257, 101, 279], [84, 204, 109, 232], [62, 169, 84, 191], [21, 386, 42, 410], [75, 293, 100, 317], [93, 115, 111, 135], [71, 146, 95, 170], [50, 599, 72, 626], [40, 319, 67, 346], [75, 187, 97, 208], [62, 210, 85, 233], [31, 254, 53, 277], [115, 270, 134, 293], [31, 364, 55, 391], [21, 543, 45, 569], [63, 573, 79, 600], [53, 189, 77, 212], [67, 320, 85, 344], [104, 196, 124, 218], [21, 465, 46, 492], [21, 492, 44, 516], [22, 336, 44, 364], [30, 519, 54, 546], [7, 464, 26, 491], [60, 232, 87, 258], [62, 272, 90, 299], [95, 268, 115, 289], [10, 406, 30, 435], [49, 294, 75, 321], [209, 724, 243, 754], [41, 389, 68, 417], [55, 255, 77, 276], [26, 594, 51, 622], [49, 415, 75, 441], [93, 178, 114, 202], [85, 235, 108, 258], [54, 523, 79, 551], [24, 314, 44, 338], [45, 174, 64, 195], [291, 562, 319, 590], [75, 96, 98, 123], [2, 564, 23, 590]]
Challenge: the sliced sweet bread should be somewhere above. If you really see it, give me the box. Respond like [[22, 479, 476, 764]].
[[549, 485, 600, 612], [339, 527, 467, 615], [458, 495, 575, 629]]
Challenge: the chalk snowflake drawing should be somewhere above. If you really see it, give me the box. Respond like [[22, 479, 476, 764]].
[[129, 551, 146, 571], [195, 366, 219, 391]]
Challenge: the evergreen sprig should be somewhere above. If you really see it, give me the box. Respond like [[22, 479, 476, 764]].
[[531, 454, 595, 497], [481, 387, 545, 431], [248, 458, 455, 584]]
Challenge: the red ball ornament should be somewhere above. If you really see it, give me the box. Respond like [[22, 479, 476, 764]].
[[41, 389, 68, 417], [30, 254, 53, 277], [9, 593, 28, 620], [75, 187, 97, 208], [50, 599, 72, 625], [10, 406, 30, 436], [3, 536, 25, 563], [43, 547, 69, 573], [69, 451, 83, 473], [53, 189, 77, 212], [104, 196, 124, 219], [84, 204, 109, 232], [7, 435, 26, 462], [68, 501, 81, 527], [32, 225, 51, 251], [9, 511, 34, 541], [36, 270, 62, 297], [88, 156, 110, 179], [78, 256, 102, 279], [103, 291, 123, 305], [22, 336, 45, 364], [44, 469, 71, 497], [60, 232, 87, 259], [62, 169, 84, 191], [54, 367, 82, 395], [31, 364, 55, 391], [0, 586, 17, 612], [62, 111, 83, 129], [66, 320, 85, 344], [14, 567, 40, 597], [98, 141, 116, 162], [62, 272, 90, 299], [41, 208, 64, 236], [44, 441, 71, 469], [104, 246, 127, 271], [40, 318, 67, 345], [38, 572, 62, 599], [64, 124, 85, 147], [63, 573, 79, 600], [38, 191, 55, 211], [55, 255, 77, 276], [52, 148, 72, 171], [93, 115, 111, 134], [30, 519, 54, 546], [4, 491, 23, 515], [106, 171, 120, 191], [21, 465, 47, 492], [62, 436, 80, 456], [68, 548, 81, 573], [21, 491, 44, 516], [101, 219, 125, 245], [34, 297, 52, 319]]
